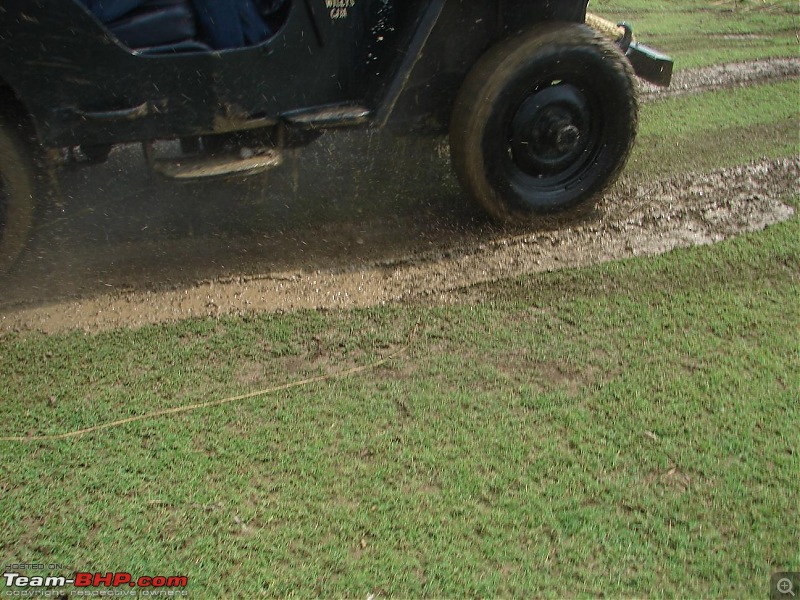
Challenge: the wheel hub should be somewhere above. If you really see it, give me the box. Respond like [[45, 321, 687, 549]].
[[509, 83, 591, 176], [554, 123, 580, 153]]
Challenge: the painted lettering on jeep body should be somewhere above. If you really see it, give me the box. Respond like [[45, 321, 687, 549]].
[[326, 0, 355, 19]]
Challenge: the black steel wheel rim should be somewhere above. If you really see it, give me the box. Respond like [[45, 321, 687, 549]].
[[482, 61, 615, 212], [508, 83, 593, 178], [503, 78, 604, 204]]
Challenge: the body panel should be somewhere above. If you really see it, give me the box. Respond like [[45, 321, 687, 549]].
[[0, 0, 591, 146]]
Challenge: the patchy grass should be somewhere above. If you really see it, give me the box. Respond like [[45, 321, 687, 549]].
[[629, 80, 800, 177], [1, 199, 798, 597], [640, 80, 798, 138], [591, 0, 799, 69]]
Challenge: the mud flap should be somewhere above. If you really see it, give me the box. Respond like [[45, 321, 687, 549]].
[[626, 42, 673, 87]]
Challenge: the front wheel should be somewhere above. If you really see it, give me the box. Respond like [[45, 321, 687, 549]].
[[450, 23, 638, 224], [0, 117, 36, 272]]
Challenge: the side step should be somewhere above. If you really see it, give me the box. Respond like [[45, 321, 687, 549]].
[[143, 104, 370, 180], [283, 104, 371, 130], [148, 147, 282, 180]]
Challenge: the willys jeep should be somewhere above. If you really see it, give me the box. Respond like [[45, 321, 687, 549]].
[[0, 0, 673, 271]]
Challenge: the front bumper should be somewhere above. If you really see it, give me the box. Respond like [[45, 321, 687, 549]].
[[626, 41, 674, 87], [585, 12, 674, 87]]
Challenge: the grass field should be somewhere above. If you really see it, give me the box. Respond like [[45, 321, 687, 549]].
[[592, 0, 799, 69], [631, 79, 799, 177], [1, 1, 799, 597]]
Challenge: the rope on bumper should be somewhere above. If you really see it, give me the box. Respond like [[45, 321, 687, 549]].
[[585, 12, 635, 45]]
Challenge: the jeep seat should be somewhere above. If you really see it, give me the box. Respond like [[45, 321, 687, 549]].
[[79, 0, 151, 23], [77, 0, 282, 51], [79, 0, 198, 50], [108, 0, 197, 49], [190, 0, 273, 49]]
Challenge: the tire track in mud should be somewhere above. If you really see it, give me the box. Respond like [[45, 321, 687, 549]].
[[3, 157, 796, 333], [1, 58, 798, 333], [640, 57, 800, 101]]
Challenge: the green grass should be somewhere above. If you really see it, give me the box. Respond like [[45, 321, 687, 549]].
[[1, 198, 798, 597], [2, 3, 800, 597], [642, 81, 798, 138], [591, 0, 799, 69], [629, 79, 800, 177]]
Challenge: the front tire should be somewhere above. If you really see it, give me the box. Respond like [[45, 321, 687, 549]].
[[0, 117, 36, 273], [450, 23, 638, 224]]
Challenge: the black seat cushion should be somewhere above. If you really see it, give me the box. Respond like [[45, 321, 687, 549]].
[[78, 0, 151, 24], [190, 0, 272, 49], [79, 0, 283, 51], [107, 0, 196, 49]]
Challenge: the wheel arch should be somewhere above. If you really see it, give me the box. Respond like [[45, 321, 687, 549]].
[[380, 0, 590, 134], [0, 79, 41, 143]]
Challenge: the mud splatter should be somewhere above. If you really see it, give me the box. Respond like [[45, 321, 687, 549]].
[[2, 58, 798, 333], [2, 158, 795, 334]]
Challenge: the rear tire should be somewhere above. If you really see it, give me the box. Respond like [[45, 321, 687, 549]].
[[0, 117, 36, 273], [450, 23, 638, 224]]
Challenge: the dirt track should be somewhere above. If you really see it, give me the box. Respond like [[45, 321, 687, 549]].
[[639, 56, 800, 100], [1, 58, 798, 334]]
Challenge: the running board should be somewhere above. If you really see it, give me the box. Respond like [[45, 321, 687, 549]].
[[150, 148, 282, 180], [282, 105, 371, 129]]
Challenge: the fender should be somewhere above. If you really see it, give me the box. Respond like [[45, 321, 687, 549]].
[[379, 0, 590, 133]]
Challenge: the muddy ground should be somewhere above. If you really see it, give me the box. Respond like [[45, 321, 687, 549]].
[[1, 58, 798, 334]]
